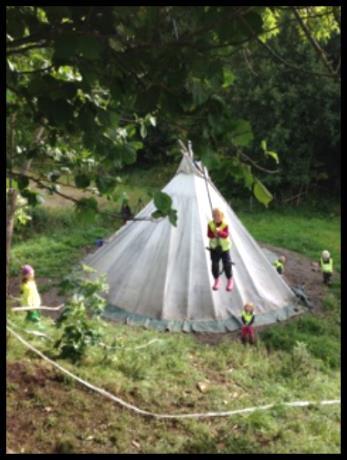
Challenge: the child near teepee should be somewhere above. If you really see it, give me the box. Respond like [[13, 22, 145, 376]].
[[207, 208, 234, 291], [320, 250, 333, 285], [241, 303, 256, 345], [20, 265, 41, 323], [273, 255, 286, 274]]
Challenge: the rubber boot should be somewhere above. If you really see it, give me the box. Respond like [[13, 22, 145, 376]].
[[212, 278, 221, 290], [226, 277, 234, 291]]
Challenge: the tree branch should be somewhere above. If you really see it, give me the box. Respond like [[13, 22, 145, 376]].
[[7, 42, 50, 56], [8, 171, 155, 222], [240, 15, 338, 80], [9, 171, 79, 203], [238, 151, 279, 174], [242, 47, 258, 76], [291, 7, 338, 80], [13, 64, 54, 75]]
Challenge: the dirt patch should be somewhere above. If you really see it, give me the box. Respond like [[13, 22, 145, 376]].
[[261, 242, 331, 311], [6, 360, 148, 453], [6, 361, 66, 453], [194, 243, 336, 346]]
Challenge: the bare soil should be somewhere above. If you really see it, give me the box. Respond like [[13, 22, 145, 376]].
[[6, 361, 130, 453]]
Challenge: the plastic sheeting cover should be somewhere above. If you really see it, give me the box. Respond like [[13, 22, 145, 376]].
[[83, 155, 300, 332]]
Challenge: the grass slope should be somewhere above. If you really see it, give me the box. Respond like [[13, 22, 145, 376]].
[[7, 168, 340, 454]]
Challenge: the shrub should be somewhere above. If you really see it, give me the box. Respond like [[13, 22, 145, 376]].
[[54, 265, 108, 363]]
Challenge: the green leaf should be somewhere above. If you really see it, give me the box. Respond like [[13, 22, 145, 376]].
[[153, 191, 172, 213], [140, 123, 147, 139], [129, 141, 144, 151], [265, 150, 279, 164], [74, 174, 91, 188], [151, 210, 163, 219], [230, 119, 254, 147], [253, 179, 273, 207], [121, 144, 137, 165], [6, 59, 15, 72], [148, 115, 156, 127], [223, 68, 236, 88], [6, 88, 16, 104], [200, 148, 220, 170], [260, 139, 267, 151], [239, 163, 254, 190], [168, 209, 178, 227], [21, 189, 40, 206]]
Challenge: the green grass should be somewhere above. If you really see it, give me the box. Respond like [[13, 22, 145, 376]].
[[7, 311, 340, 453], [7, 170, 340, 453], [11, 209, 117, 278], [11, 164, 176, 279], [238, 209, 341, 272]]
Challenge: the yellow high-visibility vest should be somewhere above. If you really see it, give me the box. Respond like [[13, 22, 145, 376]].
[[273, 259, 284, 272], [320, 257, 333, 273], [21, 280, 41, 308], [208, 220, 231, 251], [242, 311, 254, 325]]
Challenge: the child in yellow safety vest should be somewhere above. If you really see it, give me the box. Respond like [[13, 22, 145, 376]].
[[20, 265, 41, 322], [320, 250, 333, 285], [273, 256, 286, 274], [207, 208, 234, 291], [241, 303, 256, 344]]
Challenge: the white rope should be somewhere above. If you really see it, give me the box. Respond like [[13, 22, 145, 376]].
[[7, 319, 52, 340], [7, 325, 340, 420], [8, 319, 162, 351], [99, 338, 163, 351], [8, 295, 64, 311], [126, 338, 163, 350], [11, 303, 65, 312]]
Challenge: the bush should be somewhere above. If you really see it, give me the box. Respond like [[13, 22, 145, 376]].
[[54, 265, 108, 363]]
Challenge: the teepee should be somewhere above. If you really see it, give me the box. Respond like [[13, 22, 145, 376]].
[[84, 141, 301, 332]]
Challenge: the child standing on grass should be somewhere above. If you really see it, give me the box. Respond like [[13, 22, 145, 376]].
[[241, 303, 256, 345], [20, 265, 41, 323], [320, 250, 333, 285]]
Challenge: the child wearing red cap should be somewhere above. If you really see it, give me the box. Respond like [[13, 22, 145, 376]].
[[20, 265, 41, 323]]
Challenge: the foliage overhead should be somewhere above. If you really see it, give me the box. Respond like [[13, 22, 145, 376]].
[[6, 5, 340, 214]]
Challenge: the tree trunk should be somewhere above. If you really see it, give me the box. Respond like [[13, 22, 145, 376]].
[[6, 188, 18, 295], [6, 123, 44, 294]]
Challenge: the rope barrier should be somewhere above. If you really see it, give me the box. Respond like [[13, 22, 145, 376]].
[[11, 304, 65, 312], [7, 325, 340, 420]]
